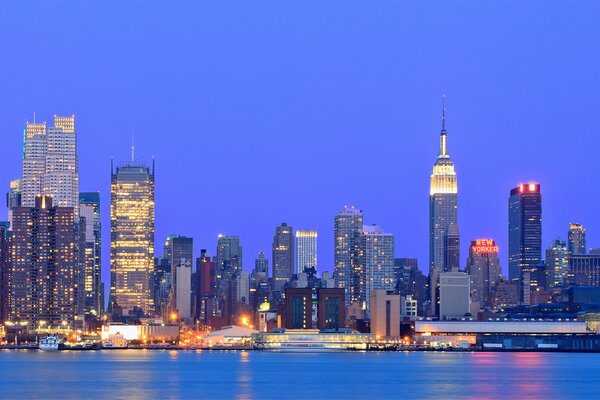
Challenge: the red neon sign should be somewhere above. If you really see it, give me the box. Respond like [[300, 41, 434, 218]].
[[472, 239, 499, 254]]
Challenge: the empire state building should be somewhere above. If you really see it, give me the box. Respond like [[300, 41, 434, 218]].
[[429, 103, 459, 314]]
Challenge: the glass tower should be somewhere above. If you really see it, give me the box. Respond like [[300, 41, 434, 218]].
[[110, 161, 155, 316], [333, 206, 363, 305], [568, 223, 587, 255], [508, 183, 542, 305], [295, 230, 317, 274]]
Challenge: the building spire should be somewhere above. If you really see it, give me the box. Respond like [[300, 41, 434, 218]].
[[439, 95, 448, 157], [131, 111, 135, 162]]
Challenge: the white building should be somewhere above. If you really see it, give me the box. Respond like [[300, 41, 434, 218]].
[[236, 270, 250, 304], [363, 225, 395, 315], [439, 272, 470, 320], [176, 260, 192, 319], [296, 230, 317, 274], [21, 116, 79, 213]]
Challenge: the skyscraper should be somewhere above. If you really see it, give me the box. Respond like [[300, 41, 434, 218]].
[[0, 223, 9, 324], [272, 223, 294, 288], [466, 239, 501, 308], [10, 196, 76, 330], [444, 223, 460, 272], [295, 230, 317, 274], [568, 223, 587, 255], [21, 116, 79, 212], [546, 239, 568, 288], [6, 179, 22, 229], [110, 161, 155, 316], [508, 183, 542, 305], [334, 206, 363, 305], [79, 192, 102, 318], [215, 235, 242, 321], [363, 225, 395, 314], [429, 104, 459, 312], [169, 236, 193, 319]]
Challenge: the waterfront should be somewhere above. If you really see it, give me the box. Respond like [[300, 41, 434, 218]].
[[1, 351, 599, 399]]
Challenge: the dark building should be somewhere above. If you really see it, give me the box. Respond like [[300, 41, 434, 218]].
[[568, 254, 600, 286], [508, 183, 542, 305], [283, 288, 312, 329], [0, 223, 9, 324], [394, 258, 427, 314], [317, 288, 345, 330], [466, 239, 501, 308], [272, 223, 294, 289], [10, 196, 76, 330], [215, 235, 242, 319], [79, 192, 102, 319], [568, 223, 587, 255], [444, 223, 460, 272], [562, 286, 600, 304]]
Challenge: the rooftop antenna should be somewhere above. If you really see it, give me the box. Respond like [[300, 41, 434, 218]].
[[33, 111, 36, 124], [441, 94, 446, 131], [131, 110, 135, 162]]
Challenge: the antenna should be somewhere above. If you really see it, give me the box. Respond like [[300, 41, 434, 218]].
[[33, 111, 36, 124], [131, 110, 135, 162], [441, 94, 446, 131]]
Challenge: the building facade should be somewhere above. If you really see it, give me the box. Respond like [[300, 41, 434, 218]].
[[272, 223, 294, 287], [363, 225, 395, 315], [79, 192, 102, 319], [439, 272, 470, 320], [370, 290, 401, 338], [110, 162, 155, 316], [568, 223, 586, 255], [508, 183, 542, 305], [10, 196, 76, 330], [466, 239, 501, 308], [334, 206, 363, 305], [429, 108, 459, 314], [296, 230, 317, 274], [546, 239, 568, 288]]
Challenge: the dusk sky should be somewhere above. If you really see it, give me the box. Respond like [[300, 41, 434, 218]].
[[1, 1, 599, 283]]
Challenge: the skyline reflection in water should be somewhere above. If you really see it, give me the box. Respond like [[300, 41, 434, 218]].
[[0, 350, 599, 399]]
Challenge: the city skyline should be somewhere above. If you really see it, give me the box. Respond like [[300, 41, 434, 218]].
[[1, 2, 599, 284]]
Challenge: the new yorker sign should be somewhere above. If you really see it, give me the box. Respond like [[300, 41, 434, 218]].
[[471, 239, 499, 254]]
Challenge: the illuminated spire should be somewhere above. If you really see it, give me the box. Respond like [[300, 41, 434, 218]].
[[439, 95, 448, 157]]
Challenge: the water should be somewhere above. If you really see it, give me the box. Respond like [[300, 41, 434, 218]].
[[1, 350, 599, 399]]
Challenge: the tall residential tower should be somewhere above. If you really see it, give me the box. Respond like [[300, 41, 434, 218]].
[[334, 206, 363, 305]]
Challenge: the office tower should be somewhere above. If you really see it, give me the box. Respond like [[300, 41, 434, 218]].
[[110, 161, 155, 316], [236, 271, 250, 305], [444, 223, 460, 272], [568, 254, 600, 286], [296, 230, 317, 274], [317, 288, 345, 330], [10, 196, 76, 329], [394, 258, 427, 313], [362, 225, 395, 315], [465, 239, 501, 308], [568, 223, 586, 255], [250, 252, 270, 311], [21, 116, 79, 212], [370, 290, 401, 338], [169, 236, 193, 318], [491, 278, 519, 309], [215, 235, 242, 304], [198, 250, 215, 298], [439, 272, 470, 320], [176, 260, 192, 319], [546, 239, 568, 287], [195, 250, 216, 322], [272, 223, 294, 288], [0, 223, 9, 324], [334, 206, 363, 305], [508, 183, 542, 304], [79, 192, 102, 319], [429, 105, 459, 312], [6, 179, 22, 229], [283, 288, 312, 329], [254, 251, 269, 277]]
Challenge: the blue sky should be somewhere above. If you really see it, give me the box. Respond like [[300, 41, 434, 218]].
[[1, 1, 599, 283]]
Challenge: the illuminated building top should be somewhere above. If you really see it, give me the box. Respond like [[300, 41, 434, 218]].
[[470, 239, 499, 254], [430, 102, 458, 195]]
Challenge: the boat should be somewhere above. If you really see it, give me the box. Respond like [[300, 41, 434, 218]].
[[39, 335, 60, 351], [102, 333, 128, 349]]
